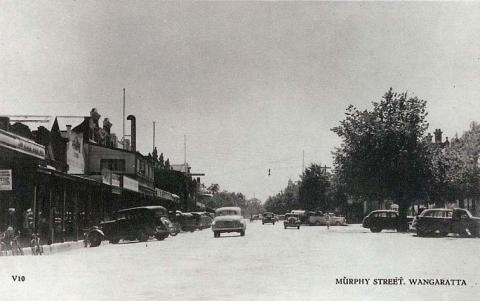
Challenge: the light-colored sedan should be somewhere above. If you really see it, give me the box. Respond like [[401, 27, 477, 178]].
[[212, 207, 247, 238]]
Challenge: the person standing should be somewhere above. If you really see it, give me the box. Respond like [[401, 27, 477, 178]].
[[325, 212, 330, 230]]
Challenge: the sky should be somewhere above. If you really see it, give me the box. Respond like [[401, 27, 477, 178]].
[[1, 1, 479, 201]]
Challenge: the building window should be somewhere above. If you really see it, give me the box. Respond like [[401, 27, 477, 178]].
[[100, 159, 125, 172]]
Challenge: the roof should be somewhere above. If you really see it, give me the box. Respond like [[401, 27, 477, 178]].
[[215, 207, 241, 213], [8, 116, 86, 132]]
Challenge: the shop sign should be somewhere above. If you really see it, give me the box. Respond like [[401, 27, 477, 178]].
[[102, 169, 112, 185], [111, 186, 122, 195], [66, 132, 85, 174], [0, 169, 12, 190], [123, 176, 138, 192], [103, 170, 122, 189], [111, 174, 121, 187], [0, 129, 45, 159]]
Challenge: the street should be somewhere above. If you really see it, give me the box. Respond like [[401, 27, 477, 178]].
[[1, 222, 479, 301]]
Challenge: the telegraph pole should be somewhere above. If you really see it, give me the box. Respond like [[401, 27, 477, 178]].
[[122, 88, 126, 143], [184, 134, 187, 165], [302, 150, 305, 174]]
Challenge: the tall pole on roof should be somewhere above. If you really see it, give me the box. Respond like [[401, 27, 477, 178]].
[[302, 150, 305, 175], [122, 88, 126, 145], [184, 134, 187, 165], [153, 121, 156, 152]]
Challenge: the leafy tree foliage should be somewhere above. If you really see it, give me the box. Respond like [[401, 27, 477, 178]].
[[204, 189, 263, 216], [299, 164, 330, 211], [264, 179, 300, 214], [207, 183, 220, 194], [332, 89, 431, 229], [435, 122, 480, 204]]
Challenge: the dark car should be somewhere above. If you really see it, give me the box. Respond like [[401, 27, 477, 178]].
[[86, 206, 171, 247], [413, 208, 480, 237], [176, 211, 198, 232], [262, 212, 276, 225], [362, 210, 404, 232]]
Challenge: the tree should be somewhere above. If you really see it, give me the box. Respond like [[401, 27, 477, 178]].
[[207, 183, 220, 194], [205, 190, 260, 216], [264, 179, 300, 214], [299, 164, 330, 211], [332, 88, 430, 230]]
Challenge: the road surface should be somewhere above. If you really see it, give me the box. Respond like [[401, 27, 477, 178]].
[[1, 222, 479, 300]]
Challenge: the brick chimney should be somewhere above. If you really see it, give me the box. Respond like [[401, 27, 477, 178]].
[[426, 133, 433, 143], [0, 117, 10, 131], [434, 129, 443, 144], [103, 118, 112, 134]]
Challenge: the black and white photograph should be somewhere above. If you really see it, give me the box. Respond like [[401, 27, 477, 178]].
[[1, 1, 480, 300]]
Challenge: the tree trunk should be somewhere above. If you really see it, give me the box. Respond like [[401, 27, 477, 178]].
[[397, 201, 409, 232]]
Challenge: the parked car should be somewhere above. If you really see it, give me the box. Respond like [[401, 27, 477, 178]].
[[277, 215, 285, 221], [413, 208, 480, 237], [86, 206, 171, 247], [308, 212, 347, 226], [196, 212, 213, 229], [291, 210, 308, 224], [250, 214, 261, 221], [362, 210, 403, 232], [212, 207, 247, 238], [176, 211, 198, 232], [284, 213, 301, 229], [262, 212, 276, 225]]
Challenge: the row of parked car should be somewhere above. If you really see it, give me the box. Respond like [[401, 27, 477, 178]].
[[362, 208, 480, 237], [85, 206, 214, 247], [258, 211, 347, 226]]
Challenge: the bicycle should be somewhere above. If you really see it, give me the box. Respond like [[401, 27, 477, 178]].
[[30, 233, 43, 255]]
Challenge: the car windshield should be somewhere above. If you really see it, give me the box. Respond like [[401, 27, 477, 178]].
[[264, 213, 273, 217], [217, 210, 239, 216]]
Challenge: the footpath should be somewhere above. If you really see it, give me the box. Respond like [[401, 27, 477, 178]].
[[8, 240, 86, 256]]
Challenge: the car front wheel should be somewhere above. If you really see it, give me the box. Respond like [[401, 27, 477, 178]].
[[240, 230, 245, 236], [137, 230, 149, 242], [370, 226, 381, 233], [109, 238, 120, 244], [155, 233, 168, 241], [89, 232, 102, 247]]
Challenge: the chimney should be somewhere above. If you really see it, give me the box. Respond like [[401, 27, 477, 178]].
[[434, 129, 442, 144], [444, 137, 450, 147], [90, 108, 101, 126], [426, 133, 433, 143], [111, 133, 118, 148], [127, 115, 136, 152], [103, 118, 112, 134], [0, 117, 10, 131]]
